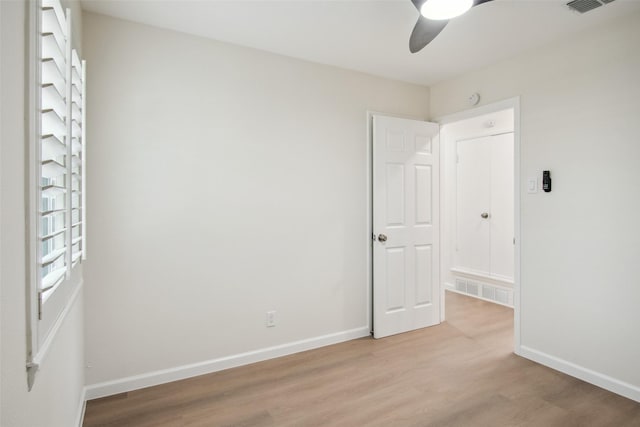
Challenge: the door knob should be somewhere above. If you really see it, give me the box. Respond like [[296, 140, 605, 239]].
[[378, 234, 388, 242], [481, 212, 489, 219]]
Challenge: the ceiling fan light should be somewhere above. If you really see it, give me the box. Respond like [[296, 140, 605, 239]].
[[420, 0, 473, 20]]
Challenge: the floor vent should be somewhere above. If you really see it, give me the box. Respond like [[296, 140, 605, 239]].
[[481, 285, 495, 301], [495, 288, 510, 305], [446, 278, 513, 308], [567, 0, 615, 14], [467, 282, 479, 296]]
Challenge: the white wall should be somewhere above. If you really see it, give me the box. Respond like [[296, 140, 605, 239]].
[[82, 12, 430, 392], [0, 1, 86, 426], [431, 12, 640, 400]]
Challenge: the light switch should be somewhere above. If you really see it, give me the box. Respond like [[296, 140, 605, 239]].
[[527, 177, 537, 194]]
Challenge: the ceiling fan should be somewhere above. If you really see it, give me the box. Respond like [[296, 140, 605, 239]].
[[409, 0, 494, 53]]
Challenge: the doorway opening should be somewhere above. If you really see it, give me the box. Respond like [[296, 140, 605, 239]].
[[438, 100, 519, 352], [367, 98, 520, 351]]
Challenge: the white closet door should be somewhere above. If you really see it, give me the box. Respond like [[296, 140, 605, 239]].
[[456, 137, 491, 275], [490, 133, 514, 280]]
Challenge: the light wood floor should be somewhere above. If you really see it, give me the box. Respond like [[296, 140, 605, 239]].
[[84, 292, 640, 426]]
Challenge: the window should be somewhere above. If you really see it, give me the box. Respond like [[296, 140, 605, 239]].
[[27, 0, 86, 387]]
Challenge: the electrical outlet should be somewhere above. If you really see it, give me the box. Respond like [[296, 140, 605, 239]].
[[266, 311, 276, 327]]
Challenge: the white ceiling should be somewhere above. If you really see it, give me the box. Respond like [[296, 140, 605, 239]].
[[80, 0, 640, 86]]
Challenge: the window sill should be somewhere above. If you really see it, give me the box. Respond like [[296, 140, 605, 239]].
[[28, 277, 83, 390]]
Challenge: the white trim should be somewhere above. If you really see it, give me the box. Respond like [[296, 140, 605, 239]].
[[450, 267, 514, 286], [75, 387, 87, 427], [85, 326, 370, 400], [520, 346, 640, 403], [26, 0, 41, 372], [365, 111, 372, 332], [434, 97, 520, 125], [31, 279, 83, 366], [0, 19, 2, 427], [81, 59, 86, 260], [434, 97, 521, 355], [513, 99, 522, 355], [455, 130, 514, 144]]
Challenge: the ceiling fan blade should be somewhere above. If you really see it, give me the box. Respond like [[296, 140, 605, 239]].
[[410, 0, 424, 11], [409, 16, 448, 53]]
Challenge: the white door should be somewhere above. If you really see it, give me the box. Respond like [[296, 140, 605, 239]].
[[455, 133, 514, 280], [456, 137, 492, 275], [372, 115, 440, 339]]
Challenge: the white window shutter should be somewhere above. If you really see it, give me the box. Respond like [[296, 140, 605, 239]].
[[70, 48, 84, 266], [39, 0, 69, 296], [36, 0, 86, 313]]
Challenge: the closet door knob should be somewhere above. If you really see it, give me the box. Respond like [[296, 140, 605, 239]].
[[481, 212, 489, 219]]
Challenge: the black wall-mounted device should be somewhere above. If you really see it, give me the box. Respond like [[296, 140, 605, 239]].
[[543, 170, 552, 192]]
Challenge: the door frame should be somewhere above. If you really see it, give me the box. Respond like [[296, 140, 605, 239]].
[[366, 97, 521, 355], [435, 97, 522, 355]]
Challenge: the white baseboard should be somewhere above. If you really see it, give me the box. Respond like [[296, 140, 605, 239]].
[[85, 326, 370, 400], [75, 386, 87, 427], [520, 345, 640, 403]]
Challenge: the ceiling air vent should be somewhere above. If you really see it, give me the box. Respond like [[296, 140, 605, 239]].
[[567, 0, 615, 14]]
